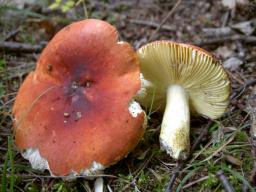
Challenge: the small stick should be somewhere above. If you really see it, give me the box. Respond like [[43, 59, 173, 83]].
[[248, 86, 256, 187], [221, 11, 230, 27], [216, 170, 235, 192], [202, 27, 233, 37], [82, 0, 88, 19], [3, 28, 20, 41], [165, 163, 183, 192], [0, 41, 45, 53], [226, 70, 244, 85], [191, 121, 212, 152], [148, 0, 182, 41], [195, 35, 256, 46], [107, 185, 113, 192], [182, 175, 209, 189], [129, 19, 175, 31], [231, 79, 256, 100]]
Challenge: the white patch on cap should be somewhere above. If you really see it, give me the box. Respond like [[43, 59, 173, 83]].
[[129, 100, 143, 117], [64, 161, 105, 179], [81, 161, 105, 175], [22, 148, 49, 171], [22, 149, 105, 178]]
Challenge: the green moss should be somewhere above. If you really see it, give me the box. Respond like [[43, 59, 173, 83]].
[[234, 131, 248, 142], [26, 183, 40, 192], [202, 173, 218, 189]]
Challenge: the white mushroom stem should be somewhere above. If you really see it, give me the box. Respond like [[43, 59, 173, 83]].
[[159, 84, 190, 160], [94, 177, 104, 192]]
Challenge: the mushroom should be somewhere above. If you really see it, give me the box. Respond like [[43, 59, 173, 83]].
[[12, 19, 146, 176], [136, 41, 230, 160]]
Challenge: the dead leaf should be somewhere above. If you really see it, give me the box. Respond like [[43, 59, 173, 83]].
[[223, 154, 242, 166], [215, 46, 234, 59], [223, 57, 243, 71], [231, 19, 256, 36]]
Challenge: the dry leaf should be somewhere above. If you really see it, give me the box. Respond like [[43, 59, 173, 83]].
[[231, 19, 256, 36], [223, 57, 243, 71], [223, 154, 242, 166], [215, 46, 234, 59]]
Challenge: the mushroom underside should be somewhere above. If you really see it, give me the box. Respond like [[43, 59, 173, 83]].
[[136, 41, 230, 160]]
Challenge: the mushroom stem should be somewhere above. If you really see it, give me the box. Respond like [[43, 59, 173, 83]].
[[94, 177, 104, 192], [159, 84, 190, 160]]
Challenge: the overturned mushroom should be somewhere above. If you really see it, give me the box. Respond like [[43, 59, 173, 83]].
[[136, 41, 230, 160], [12, 19, 145, 176]]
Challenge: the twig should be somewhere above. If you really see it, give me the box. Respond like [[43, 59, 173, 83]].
[[133, 152, 154, 178], [196, 35, 256, 46], [165, 121, 213, 192], [226, 70, 244, 85], [165, 163, 183, 192], [201, 133, 235, 163], [148, 0, 182, 41], [216, 170, 235, 192], [250, 142, 256, 187], [248, 86, 256, 187], [188, 140, 212, 165], [3, 28, 20, 41], [182, 175, 208, 189], [0, 41, 46, 53], [230, 79, 256, 100], [121, 152, 154, 191], [107, 185, 113, 192], [129, 19, 175, 31], [248, 86, 256, 138], [191, 121, 212, 152], [221, 10, 230, 27], [200, 112, 250, 165], [202, 27, 233, 37], [76, 0, 88, 19]]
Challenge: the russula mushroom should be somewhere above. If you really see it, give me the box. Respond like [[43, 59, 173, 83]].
[[136, 41, 230, 160], [12, 19, 146, 176]]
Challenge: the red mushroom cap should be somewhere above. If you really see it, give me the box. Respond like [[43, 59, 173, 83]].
[[12, 19, 145, 176]]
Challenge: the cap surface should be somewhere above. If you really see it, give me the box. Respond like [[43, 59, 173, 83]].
[[136, 41, 230, 119], [13, 19, 145, 176]]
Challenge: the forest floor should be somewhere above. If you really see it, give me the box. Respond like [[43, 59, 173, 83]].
[[1, 0, 256, 191]]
